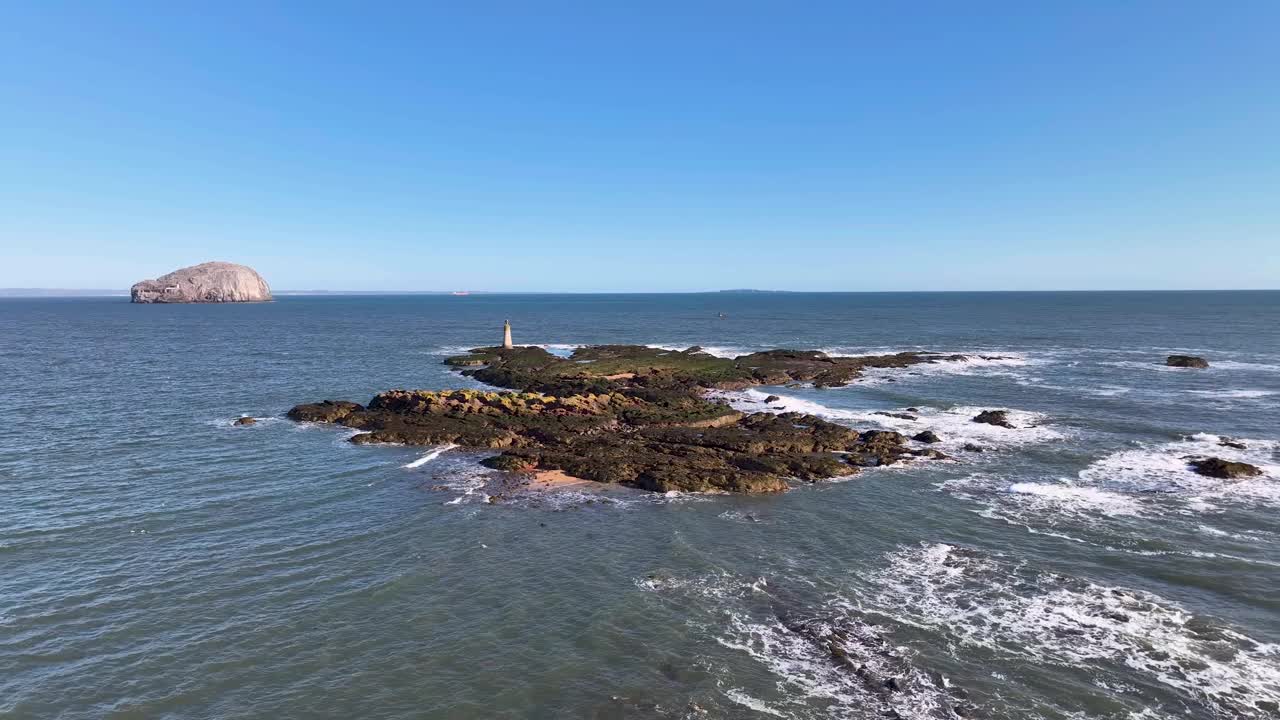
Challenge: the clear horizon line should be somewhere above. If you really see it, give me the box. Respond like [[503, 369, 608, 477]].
[[2, 287, 1279, 297]]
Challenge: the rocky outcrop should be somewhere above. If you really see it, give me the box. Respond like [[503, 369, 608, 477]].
[[131, 262, 272, 303], [287, 345, 976, 494], [287, 400, 364, 423], [913, 430, 941, 444], [972, 410, 1015, 429], [1188, 457, 1262, 479], [1166, 355, 1209, 368]]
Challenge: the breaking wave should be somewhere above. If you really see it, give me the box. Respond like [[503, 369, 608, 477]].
[[638, 571, 977, 719], [1077, 434, 1280, 511], [1187, 389, 1276, 399], [403, 443, 458, 468], [717, 389, 1065, 452], [869, 543, 1280, 719]]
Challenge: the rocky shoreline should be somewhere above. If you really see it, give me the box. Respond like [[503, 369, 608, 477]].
[[288, 345, 985, 493]]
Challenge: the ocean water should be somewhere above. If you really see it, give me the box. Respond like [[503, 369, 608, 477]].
[[2, 291, 1279, 719]]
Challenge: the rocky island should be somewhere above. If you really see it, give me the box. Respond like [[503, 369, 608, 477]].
[[131, 261, 272, 303], [289, 342, 985, 494]]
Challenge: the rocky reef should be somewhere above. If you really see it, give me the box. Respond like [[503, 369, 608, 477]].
[[1188, 456, 1262, 479], [1166, 354, 1209, 368], [289, 345, 976, 493], [131, 261, 272, 303]]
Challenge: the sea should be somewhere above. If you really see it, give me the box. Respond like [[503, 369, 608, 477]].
[[2, 291, 1278, 719]]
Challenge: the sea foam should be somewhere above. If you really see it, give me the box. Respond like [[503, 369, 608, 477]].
[[869, 543, 1280, 719], [403, 443, 458, 468]]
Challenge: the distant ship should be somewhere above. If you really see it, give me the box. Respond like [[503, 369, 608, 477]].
[[451, 291, 470, 296]]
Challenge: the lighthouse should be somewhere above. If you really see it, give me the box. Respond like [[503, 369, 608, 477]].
[[502, 320, 513, 349]]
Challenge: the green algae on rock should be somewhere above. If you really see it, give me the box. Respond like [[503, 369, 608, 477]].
[[288, 345, 969, 494]]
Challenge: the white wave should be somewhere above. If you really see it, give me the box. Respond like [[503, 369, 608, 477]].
[[641, 571, 966, 719], [718, 509, 765, 523], [1212, 360, 1280, 373], [936, 476, 1146, 520], [871, 543, 1280, 719], [711, 388, 863, 420], [531, 343, 582, 358], [634, 570, 765, 601], [1187, 389, 1276, 399], [1006, 481, 1145, 517], [859, 351, 1042, 384], [1195, 524, 1274, 543], [646, 343, 751, 359], [209, 415, 284, 429], [1103, 358, 1280, 374], [939, 434, 1280, 527], [1078, 434, 1280, 509], [717, 390, 1064, 453], [716, 614, 962, 719], [427, 465, 494, 505], [403, 443, 458, 468], [723, 689, 786, 717], [1100, 360, 1193, 373]]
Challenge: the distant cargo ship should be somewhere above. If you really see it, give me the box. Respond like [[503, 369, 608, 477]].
[[451, 291, 470, 296]]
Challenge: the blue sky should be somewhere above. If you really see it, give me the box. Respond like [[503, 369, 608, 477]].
[[1, 2, 1276, 292]]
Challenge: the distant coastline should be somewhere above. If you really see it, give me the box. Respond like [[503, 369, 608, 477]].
[[0, 289, 128, 297]]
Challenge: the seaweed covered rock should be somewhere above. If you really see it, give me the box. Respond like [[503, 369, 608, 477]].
[[287, 400, 364, 423], [1166, 355, 1209, 368], [288, 344, 968, 494], [972, 410, 1015, 429], [1188, 456, 1262, 479]]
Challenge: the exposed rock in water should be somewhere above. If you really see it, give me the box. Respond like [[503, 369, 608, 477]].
[[913, 430, 941, 444], [773, 611, 980, 717], [130, 261, 272, 303], [875, 411, 918, 421], [1166, 354, 1209, 368], [287, 400, 364, 423], [286, 345, 978, 494], [962, 443, 986, 453], [972, 409, 1015, 429], [1188, 456, 1262, 479], [232, 417, 256, 426], [1218, 436, 1248, 450], [763, 394, 781, 403]]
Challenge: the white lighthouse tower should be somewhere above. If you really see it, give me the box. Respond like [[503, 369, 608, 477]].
[[502, 319, 513, 349]]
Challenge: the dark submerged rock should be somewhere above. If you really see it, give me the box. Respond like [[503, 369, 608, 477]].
[[1166, 355, 1209, 368], [972, 410, 1015, 429], [232, 417, 257, 426], [912, 430, 941, 444], [875, 411, 919, 421], [1188, 456, 1262, 479]]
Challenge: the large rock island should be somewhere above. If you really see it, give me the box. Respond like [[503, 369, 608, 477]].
[[290, 345, 974, 494], [131, 261, 272, 303]]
